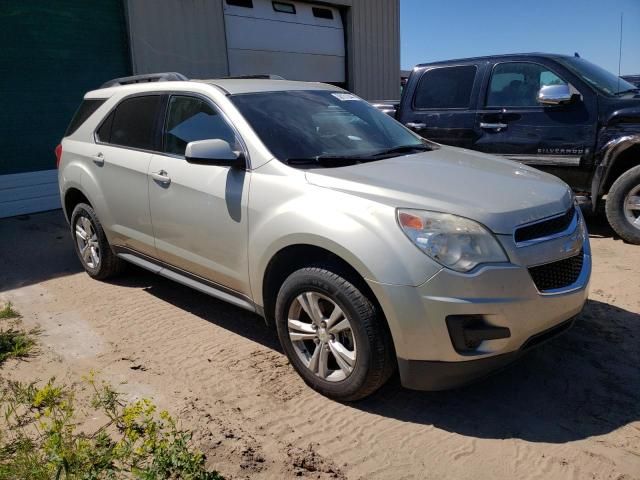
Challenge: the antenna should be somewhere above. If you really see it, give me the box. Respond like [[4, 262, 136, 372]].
[[618, 12, 623, 93]]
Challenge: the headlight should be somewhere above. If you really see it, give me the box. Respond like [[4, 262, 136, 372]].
[[397, 209, 508, 272]]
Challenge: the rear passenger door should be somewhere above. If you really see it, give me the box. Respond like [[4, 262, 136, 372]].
[[91, 94, 163, 256], [398, 64, 480, 148], [147, 94, 251, 296]]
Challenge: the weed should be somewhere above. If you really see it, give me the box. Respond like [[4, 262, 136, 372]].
[[0, 327, 39, 365], [0, 303, 19, 320], [0, 376, 223, 479]]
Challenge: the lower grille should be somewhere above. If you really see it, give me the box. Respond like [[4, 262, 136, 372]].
[[528, 250, 584, 292]]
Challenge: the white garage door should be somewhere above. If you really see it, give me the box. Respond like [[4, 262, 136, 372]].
[[223, 0, 345, 83]]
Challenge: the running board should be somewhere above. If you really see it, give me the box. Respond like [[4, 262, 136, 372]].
[[117, 253, 256, 313]]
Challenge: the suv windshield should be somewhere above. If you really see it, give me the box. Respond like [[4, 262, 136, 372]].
[[230, 90, 430, 166], [555, 56, 637, 96]]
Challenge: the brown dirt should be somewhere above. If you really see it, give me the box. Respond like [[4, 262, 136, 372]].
[[1, 210, 638, 480]]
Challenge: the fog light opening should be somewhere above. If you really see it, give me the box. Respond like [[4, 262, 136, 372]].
[[446, 315, 511, 354]]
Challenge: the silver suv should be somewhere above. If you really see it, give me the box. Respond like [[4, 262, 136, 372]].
[[57, 74, 591, 400]]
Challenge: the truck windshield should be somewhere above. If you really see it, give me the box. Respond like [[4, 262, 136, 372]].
[[230, 90, 430, 166], [555, 57, 637, 96]]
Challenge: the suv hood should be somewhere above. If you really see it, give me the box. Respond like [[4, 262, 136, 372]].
[[305, 146, 573, 234]]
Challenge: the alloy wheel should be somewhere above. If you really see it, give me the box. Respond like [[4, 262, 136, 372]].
[[624, 184, 640, 230], [287, 291, 357, 382], [75, 215, 101, 269]]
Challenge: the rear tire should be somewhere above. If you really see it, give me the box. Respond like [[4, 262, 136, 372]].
[[605, 165, 640, 244], [70, 203, 124, 280], [275, 267, 395, 401]]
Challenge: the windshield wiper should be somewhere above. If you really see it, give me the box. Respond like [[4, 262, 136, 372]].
[[285, 144, 432, 168], [367, 143, 433, 157], [285, 155, 370, 167], [615, 88, 640, 95]]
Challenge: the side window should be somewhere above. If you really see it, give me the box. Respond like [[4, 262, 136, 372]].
[[65, 99, 105, 136], [487, 62, 568, 107], [107, 95, 162, 150], [164, 96, 238, 156], [413, 65, 477, 109]]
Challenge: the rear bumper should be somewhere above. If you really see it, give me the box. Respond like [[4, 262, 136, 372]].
[[397, 318, 575, 390]]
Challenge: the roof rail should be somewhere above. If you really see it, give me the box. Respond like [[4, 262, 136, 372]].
[[100, 72, 189, 88], [223, 74, 285, 80]]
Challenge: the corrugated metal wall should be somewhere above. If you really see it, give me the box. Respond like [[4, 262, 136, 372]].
[[344, 0, 400, 100], [126, 0, 229, 78]]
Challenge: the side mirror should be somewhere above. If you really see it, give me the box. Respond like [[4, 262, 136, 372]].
[[537, 84, 573, 106], [185, 139, 245, 168]]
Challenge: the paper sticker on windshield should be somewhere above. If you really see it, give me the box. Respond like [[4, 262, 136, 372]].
[[332, 93, 360, 101]]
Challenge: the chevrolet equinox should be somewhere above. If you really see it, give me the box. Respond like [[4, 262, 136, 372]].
[[57, 73, 591, 400]]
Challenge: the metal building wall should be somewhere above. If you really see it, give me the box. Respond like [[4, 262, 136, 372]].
[[125, 0, 229, 78], [340, 0, 400, 101], [125, 0, 400, 99]]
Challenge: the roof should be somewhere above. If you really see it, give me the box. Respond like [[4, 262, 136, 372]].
[[85, 78, 344, 99], [414, 52, 574, 68]]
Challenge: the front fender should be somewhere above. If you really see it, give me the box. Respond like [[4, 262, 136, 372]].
[[592, 131, 640, 200], [247, 166, 440, 307]]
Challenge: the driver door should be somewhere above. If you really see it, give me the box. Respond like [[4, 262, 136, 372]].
[[148, 94, 250, 296], [472, 61, 597, 190]]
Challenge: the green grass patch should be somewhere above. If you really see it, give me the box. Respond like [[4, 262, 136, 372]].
[[0, 375, 224, 479], [0, 302, 20, 320], [0, 327, 38, 363]]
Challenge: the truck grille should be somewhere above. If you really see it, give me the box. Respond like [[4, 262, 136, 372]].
[[515, 206, 576, 244], [528, 250, 584, 292]]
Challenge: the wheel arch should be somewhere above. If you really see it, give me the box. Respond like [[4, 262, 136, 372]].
[[260, 243, 380, 326], [593, 134, 640, 201], [63, 187, 92, 222]]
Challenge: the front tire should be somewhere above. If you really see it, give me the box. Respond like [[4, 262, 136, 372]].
[[275, 267, 395, 401], [70, 203, 123, 280], [605, 164, 640, 244]]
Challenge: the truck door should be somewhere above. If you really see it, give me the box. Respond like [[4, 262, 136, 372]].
[[473, 60, 597, 190], [398, 64, 480, 149]]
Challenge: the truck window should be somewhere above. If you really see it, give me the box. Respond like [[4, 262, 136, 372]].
[[413, 65, 477, 110], [487, 62, 567, 107]]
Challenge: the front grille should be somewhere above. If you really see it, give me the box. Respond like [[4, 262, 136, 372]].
[[515, 206, 576, 244], [528, 250, 584, 292]]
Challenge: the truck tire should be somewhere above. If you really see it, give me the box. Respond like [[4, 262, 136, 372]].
[[70, 203, 124, 279], [606, 164, 640, 244], [275, 267, 395, 401]]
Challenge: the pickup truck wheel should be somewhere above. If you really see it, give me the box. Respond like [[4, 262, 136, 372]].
[[606, 165, 640, 244], [275, 267, 395, 401], [70, 203, 124, 280]]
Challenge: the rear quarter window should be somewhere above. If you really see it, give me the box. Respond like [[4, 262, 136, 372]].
[[413, 65, 477, 109], [65, 99, 106, 136]]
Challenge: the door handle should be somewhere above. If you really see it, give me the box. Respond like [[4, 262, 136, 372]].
[[92, 153, 105, 166], [480, 122, 508, 131], [406, 122, 426, 129], [151, 170, 171, 185]]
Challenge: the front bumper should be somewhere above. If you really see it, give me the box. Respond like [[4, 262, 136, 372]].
[[367, 214, 591, 391]]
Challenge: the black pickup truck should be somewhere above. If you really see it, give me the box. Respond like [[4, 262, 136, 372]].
[[375, 53, 640, 244]]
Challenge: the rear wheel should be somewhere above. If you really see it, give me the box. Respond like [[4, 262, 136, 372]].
[[70, 203, 124, 279], [275, 267, 395, 401], [606, 165, 640, 244]]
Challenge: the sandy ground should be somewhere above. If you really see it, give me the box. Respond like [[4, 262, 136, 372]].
[[0, 209, 639, 480]]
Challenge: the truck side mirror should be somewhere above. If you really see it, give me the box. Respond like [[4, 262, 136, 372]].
[[537, 84, 573, 106]]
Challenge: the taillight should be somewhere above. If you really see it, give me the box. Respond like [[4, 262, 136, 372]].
[[55, 144, 62, 168]]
